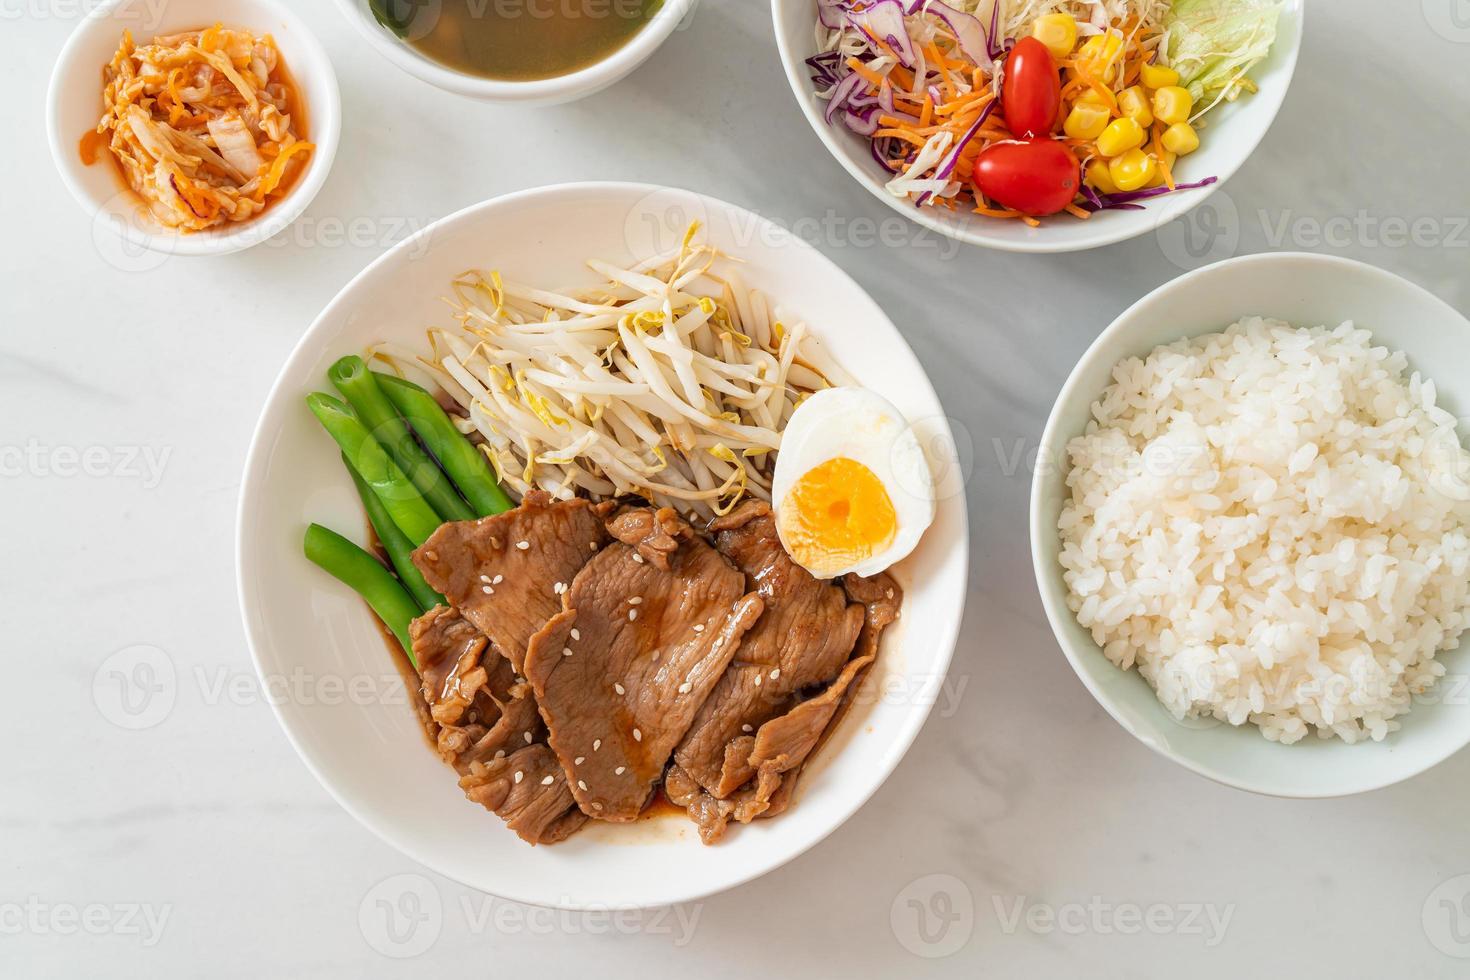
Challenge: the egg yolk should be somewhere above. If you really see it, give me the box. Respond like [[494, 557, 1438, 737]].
[[777, 457, 897, 577]]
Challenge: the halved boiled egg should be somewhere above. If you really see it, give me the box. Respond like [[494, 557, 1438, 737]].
[[771, 387, 936, 579]]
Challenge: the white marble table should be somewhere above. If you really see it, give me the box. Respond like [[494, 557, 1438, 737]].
[[5, 1, 1470, 976]]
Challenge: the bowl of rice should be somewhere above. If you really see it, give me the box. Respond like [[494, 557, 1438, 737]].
[[1031, 253, 1470, 797]]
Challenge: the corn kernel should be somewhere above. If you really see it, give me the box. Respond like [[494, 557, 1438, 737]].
[[1139, 62, 1180, 90], [1152, 85, 1194, 126], [1085, 159, 1118, 195], [1063, 102, 1110, 140], [1077, 31, 1125, 82], [1160, 121, 1200, 155], [1075, 86, 1109, 106], [1116, 86, 1153, 127], [1109, 148, 1157, 192], [1032, 14, 1078, 60], [1095, 117, 1144, 157]]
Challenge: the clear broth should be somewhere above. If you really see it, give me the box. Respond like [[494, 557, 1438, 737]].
[[386, 0, 664, 81]]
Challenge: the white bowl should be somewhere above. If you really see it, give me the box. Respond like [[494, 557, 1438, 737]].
[[771, 0, 1303, 253], [331, 0, 697, 105], [1031, 252, 1470, 797], [237, 182, 969, 908], [47, 0, 341, 258]]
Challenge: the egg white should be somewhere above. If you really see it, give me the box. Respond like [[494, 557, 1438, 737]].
[[771, 387, 936, 578]]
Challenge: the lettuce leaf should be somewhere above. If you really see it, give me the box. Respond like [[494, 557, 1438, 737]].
[[1165, 0, 1283, 111]]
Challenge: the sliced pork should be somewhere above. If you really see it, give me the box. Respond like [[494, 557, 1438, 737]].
[[412, 491, 610, 672], [673, 502, 864, 796], [523, 506, 764, 822], [664, 504, 904, 843], [410, 605, 584, 845]]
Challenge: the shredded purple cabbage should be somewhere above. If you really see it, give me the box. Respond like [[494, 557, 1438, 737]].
[[1083, 175, 1220, 211], [914, 98, 997, 207]]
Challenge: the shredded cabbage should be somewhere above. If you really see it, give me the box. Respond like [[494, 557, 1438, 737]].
[[1164, 0, 1283, 113]]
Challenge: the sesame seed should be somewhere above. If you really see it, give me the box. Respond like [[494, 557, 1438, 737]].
[[628, 609, 638, 621], [514, 770, 524, 784], [741, 724, 753, 733], [886, 588, 895, 599], [554, 581, 567, 595], [753, 675, 762, 686], [481, 585, 494, 594], [479, 574, 491, 583], [570, 628, 580, 641], [562, 647, 573, 657], [516, 540, 530, 550], [769, 668, 780, 680], [589, 541, 598, 551], [592, 739, 601, 751], [577, 780, 588, 791], [628, 596, 643, 605], [541, 775, 554, 785], [632, 553, 645, 564], [692, 624, 704, 633], [574, 756, 585, 765], [677, 682, 691, 694], [615, 766, 626, 775], [614, 683, 625, 695], [492, 574, 504, 585], [524, 731, 533, 744], [651, 651, 660, 661], [592, 802, 603, 811], [494, 749, 505, 760], [632, 728, 642, 742]]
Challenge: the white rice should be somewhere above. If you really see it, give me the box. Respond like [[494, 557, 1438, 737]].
[[1059, 317, 1470, 743]]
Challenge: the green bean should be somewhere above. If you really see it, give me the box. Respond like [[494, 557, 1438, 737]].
[[303, 523, 421, 665], [328, 355, 474, 523], [376, 373, 515, 516], [345, 457, 445, 613], [306, 392, 441, 546]]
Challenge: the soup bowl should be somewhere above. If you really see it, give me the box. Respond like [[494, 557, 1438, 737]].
[[332, 0, 698, 105]]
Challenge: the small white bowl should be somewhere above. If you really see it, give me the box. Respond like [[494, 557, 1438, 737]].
[[237, 182, 969, 908], [771, 0, 1303, 253], [331, 0, 696, 105], [47, 0, 341, 258], [1031, 253, 1470, 797]]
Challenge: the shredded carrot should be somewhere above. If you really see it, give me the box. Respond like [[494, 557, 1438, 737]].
[[1064, 204, 1093, 219], [846, 58, 887, 89], [255, 139, 314, 199], [874, 128, 930, 147]]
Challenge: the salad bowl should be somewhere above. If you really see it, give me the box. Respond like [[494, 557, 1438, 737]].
[[772, 0, 1304, 253]]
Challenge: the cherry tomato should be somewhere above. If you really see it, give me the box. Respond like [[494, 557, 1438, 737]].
[[1002, 36, 1061, 138], [972, 139, 1079, 216]]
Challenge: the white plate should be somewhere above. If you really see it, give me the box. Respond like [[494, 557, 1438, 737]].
[[771, 0, 1304, 253], [1031, 252, 1470, 797], [47, 0, 341, 257], [237, 182, 969, 908]]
